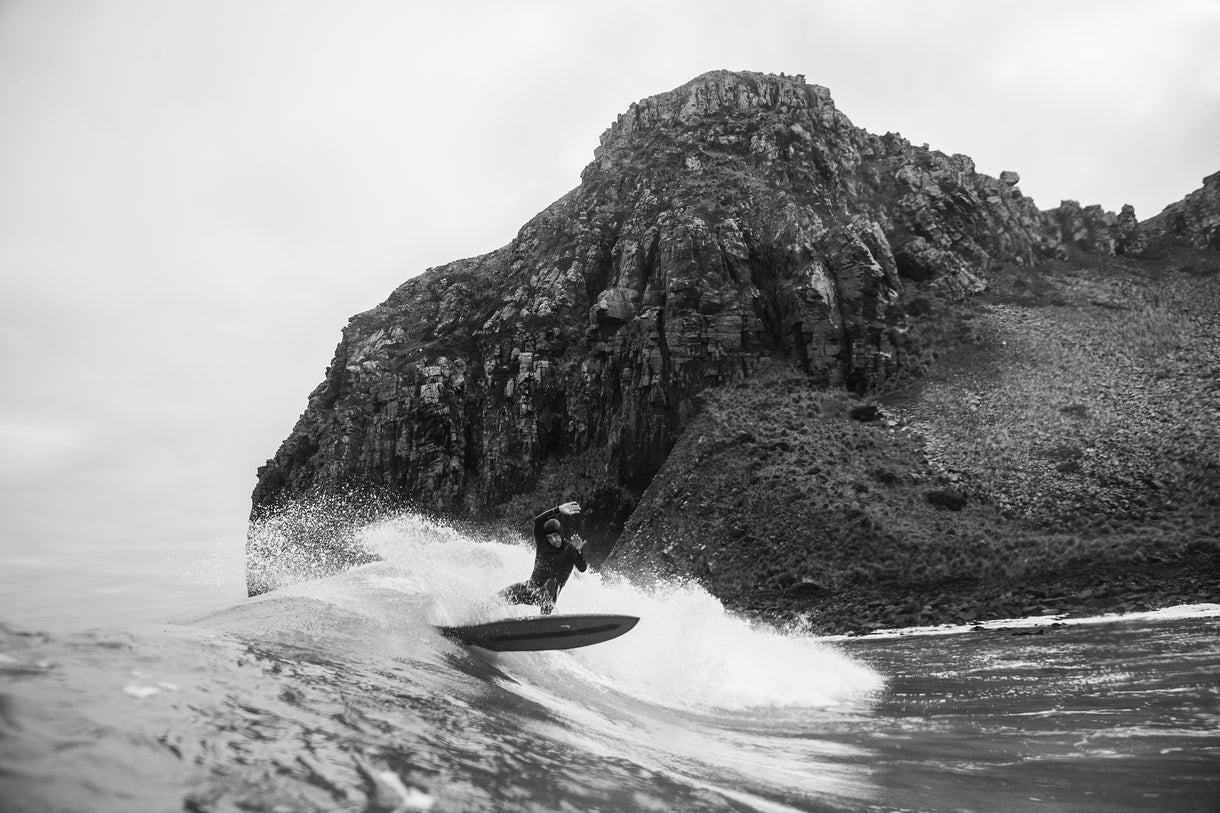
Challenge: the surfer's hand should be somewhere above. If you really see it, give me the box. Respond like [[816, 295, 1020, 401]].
[[558, 501, 581, 515], [570, 534, 586, 551]]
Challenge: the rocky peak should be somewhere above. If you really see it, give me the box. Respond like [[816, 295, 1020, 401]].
[[593, 70, 832, 156], [247, 71, 1213, 595]]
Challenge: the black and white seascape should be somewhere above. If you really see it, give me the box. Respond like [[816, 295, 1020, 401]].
[[2, 3, 1218, 812]]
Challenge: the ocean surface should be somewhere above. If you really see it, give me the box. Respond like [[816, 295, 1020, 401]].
[[1, 514, 1218, 813]]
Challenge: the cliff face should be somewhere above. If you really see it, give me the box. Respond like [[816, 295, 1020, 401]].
[[1143, 171, 1220, 250], [249, 70, 1211, 602], [610, 248, 1220, 631]]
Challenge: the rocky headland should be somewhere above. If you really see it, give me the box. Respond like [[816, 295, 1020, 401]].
[[250, 70, 1219, 632]]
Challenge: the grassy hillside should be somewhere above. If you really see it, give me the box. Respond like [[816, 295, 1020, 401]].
[[610, 245, 1220, 632]]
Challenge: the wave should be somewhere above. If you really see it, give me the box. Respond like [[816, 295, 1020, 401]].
[[238, 511, 881, 711]]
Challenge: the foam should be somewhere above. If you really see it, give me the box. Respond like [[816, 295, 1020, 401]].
[[819, 602, 1220, 641], [355, 512, 881, 709]]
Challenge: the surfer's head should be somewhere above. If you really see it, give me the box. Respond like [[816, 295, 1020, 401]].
[[543, 518, 563, 547]]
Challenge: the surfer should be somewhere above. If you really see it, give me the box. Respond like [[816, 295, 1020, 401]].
[[500, 501, 587, 615]]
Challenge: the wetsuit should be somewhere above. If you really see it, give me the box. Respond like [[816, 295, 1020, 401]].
[[500, 507, 587, 614]]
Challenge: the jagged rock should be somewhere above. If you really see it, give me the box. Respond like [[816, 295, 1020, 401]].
[[1114, 203, 1146, 256], [1051, 200, 1118, 254], [248, 70, 1146, 594], [1048, 199, 1156, 257], [1144, 171, 1220, 250]]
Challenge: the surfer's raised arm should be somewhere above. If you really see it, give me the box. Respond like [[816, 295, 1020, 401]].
[[533, 502, 581, 538], [533, 501, 581, 524]]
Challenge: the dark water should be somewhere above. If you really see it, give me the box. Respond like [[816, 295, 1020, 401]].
[[1, 516, 1217, 812], [838, 619, 1220, 812]]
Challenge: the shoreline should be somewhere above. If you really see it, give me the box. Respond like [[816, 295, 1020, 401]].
[[819, 601, 1220, 642], [731, 554, 1220, 636]]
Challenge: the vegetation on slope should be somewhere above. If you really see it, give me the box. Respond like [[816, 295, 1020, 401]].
[[610, 244, 1220, 632]]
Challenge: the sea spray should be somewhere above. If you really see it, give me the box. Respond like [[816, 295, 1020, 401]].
[[353, 511, 882, 709], [245, 490, 392, 595], [541, 575, 881, 710]]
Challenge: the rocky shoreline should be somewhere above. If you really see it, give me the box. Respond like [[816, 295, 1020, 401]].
[[607, 247, 1219, 635], [732, 555, 1220, 635]]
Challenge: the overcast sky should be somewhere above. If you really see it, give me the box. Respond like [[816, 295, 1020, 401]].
[[1, 0, 1217, 613]]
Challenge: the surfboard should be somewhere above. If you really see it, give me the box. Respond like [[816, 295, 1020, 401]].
[[437, 613, 639, 652]]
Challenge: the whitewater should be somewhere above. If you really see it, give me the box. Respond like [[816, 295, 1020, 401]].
[[1, 514, 1217, 812]]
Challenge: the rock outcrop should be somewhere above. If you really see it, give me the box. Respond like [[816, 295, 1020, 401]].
[[1114, 204, 1146, 255], [1144, 171, 1220, 250], [1048, 200, 1153, 257], [249, 70, 1215, 603], [610, 246, 1220, 632]]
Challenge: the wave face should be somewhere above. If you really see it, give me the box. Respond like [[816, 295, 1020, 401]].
[[2, 514, 1218, 812]]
